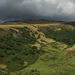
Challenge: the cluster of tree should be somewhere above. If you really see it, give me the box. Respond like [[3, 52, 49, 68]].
[[0, 69, 9, 75], [65, 22, 75, 27], [0, 27, 44, 72], [43, 30, 75, 46], [0, 28, 4, 31]]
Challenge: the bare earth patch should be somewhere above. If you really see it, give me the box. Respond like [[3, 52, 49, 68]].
[[0, 64, 7, 70], [32, 42, 41, 49], [66, 45, 75, 51], [24, 62, 28, 67]]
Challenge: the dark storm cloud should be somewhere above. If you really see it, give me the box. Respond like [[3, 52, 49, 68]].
[[0, 0, 75, 22]]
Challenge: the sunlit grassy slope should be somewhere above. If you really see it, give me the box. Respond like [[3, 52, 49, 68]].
[[0, 20, 75, 75]]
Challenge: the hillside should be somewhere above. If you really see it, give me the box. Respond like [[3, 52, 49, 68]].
[[1, 19, 63, 25], [65, 22, 75, 27], [0, 20, 75, 75]]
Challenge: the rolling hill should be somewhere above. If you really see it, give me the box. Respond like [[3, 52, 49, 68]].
[[0, 20, 75, 75]]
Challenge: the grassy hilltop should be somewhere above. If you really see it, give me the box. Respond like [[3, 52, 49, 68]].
[[0, 19, 75, 75]]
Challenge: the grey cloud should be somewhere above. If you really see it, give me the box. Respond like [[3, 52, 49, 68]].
[[0, 0, 75, 22]]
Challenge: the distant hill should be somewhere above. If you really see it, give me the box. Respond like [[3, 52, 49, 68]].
[[1, 19, 63, 25], [65, 21, 75, 27]]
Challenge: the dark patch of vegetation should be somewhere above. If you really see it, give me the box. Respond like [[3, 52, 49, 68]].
[[41, 39, 46, 42], [39, 26, 75, 46], [44, 30, 75, 45], [0, 28, 4, 31], [37, 34, 40, 39], [65, 22, 75, 27], [0, 69, 9, 75], [0, 27, 44, 72], [35, 31, 38, 34]]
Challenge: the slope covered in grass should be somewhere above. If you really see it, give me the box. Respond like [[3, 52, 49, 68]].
[[39, 25, 75, 46], [0, 20, 75, 75], [0, 27, 42, 72], [10, 43, 75, 75]]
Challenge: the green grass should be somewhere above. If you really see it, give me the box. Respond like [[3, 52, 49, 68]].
[[71, 57, 75, 65], [10, 44, 75, 75], [53, 71, 75, 75]]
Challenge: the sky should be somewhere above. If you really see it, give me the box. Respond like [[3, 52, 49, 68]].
[[0, 0, 75, 22]]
